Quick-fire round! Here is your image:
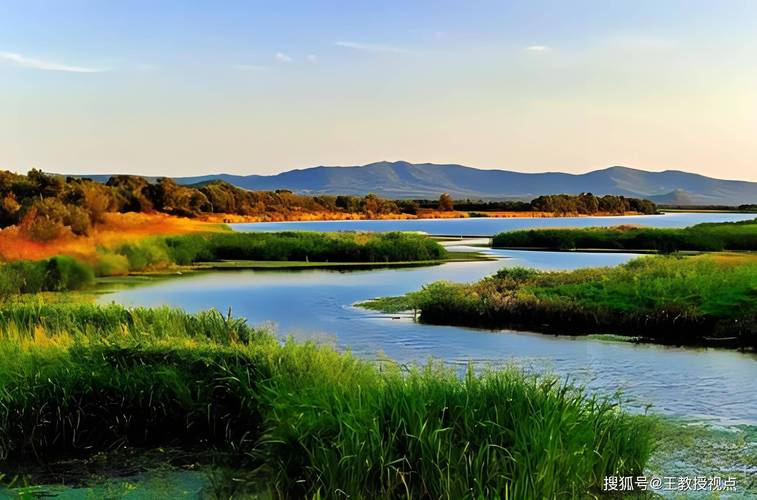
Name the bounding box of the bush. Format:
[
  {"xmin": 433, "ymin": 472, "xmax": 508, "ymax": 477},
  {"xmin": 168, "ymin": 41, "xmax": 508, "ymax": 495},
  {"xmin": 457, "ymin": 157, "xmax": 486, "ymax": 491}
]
[
  {"xmin": 94, "ymin": 252, "xmax": 130, "ymax": 276},
  {"xmin": 0, "ymin": 256, "xmax": 94, "ymax": 294}
]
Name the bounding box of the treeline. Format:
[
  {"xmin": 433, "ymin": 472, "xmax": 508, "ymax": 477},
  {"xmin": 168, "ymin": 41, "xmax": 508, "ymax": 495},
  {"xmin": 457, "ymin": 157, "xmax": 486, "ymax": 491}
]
[
  {"xmin": 659, "ymin": 204, "xmax": 757, "ymax": 212},
  {"xmin": 0, "ymin": 170, "xmax": 407, "ymax": 241},
  {"xmin": 492, "ymin": 218, "xmax": 757, "ymax": 252},
  {"xmin": 416, "ymin": 193, "xmax": 657, "ymax": 215},
  {"xmin": 0, "ymin": 170, "xmax": 657, "ymax": 242}
]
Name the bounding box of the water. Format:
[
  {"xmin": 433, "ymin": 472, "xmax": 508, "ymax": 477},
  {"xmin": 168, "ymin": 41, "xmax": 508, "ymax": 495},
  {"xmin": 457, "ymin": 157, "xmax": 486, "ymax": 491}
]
[
  {"xmin": 99, "ymin": 247, "xmax": 757, "ymax": 427},
  {"xmin": 29, "ymin": 214, "xmax": 757, "ymax": 496},
  {"xmin": 231, "ymin": 211, "xmax": 755, "ymax": 236}
]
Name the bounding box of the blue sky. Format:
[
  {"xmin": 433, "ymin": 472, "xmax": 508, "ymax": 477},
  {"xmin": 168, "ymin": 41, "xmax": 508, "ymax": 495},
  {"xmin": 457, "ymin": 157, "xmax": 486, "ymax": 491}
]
[{"xmin": 1, "ymin": 1, "xmax": 756, "ymax": 180}]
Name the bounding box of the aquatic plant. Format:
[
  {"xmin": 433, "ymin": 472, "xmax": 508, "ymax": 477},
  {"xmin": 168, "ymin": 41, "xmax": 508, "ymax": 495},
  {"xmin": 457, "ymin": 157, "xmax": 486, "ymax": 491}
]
[
  {"xmin": 0, "ymin": 303, "xmax": 653, "ymax": 498},
  {"xmin": 363, "ymin": 254, "xmax": 757, "ymax": 348},
  {"xmin": 492, "ymin": 218, "xmax": 757, "ymax": 252}
]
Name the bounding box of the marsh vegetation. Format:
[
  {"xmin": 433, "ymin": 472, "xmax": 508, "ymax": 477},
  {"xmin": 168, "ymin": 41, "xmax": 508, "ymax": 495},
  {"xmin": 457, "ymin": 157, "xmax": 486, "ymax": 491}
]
[
  {"xmin": 360, "ymin": 254, "xmax": 757, "ymax": 348},
  {"xmin": 0, "ymin": 302, "xmax": 653, "ymax": 498},
  {"xmin": 492, "ymin": 218, "xmax": 757, "ymax": 252}
]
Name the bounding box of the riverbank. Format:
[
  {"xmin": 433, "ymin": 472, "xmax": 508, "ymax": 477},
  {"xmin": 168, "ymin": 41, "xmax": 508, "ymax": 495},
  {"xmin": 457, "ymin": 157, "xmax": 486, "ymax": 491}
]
[
  {"xmin": 0, "ymin": 303, "xmax": 652, "ymax": 498},
  {"xmin": 359, "ymin": 253, "xmax": 757, "ymax": 349},
  {"xmin": 200, "ymin": 209, "xmax": 650, "ymax": 224},
  {"xmin": 492, "ymin": 217, "xmax": 757, "ymax": 252},
  {"xmin": 0, "ymin": 232, "xmax": 450, "ymax": 296}
]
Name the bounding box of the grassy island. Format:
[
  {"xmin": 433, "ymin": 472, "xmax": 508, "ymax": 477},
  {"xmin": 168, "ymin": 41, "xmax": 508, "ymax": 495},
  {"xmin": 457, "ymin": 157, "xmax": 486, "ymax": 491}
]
[
  {"xmin": 491, "ymin": 218, "xmax": 757, "ymax": 252},
  {"xmin": 0, "ymin": 231, "xmax": 448, "ymax": 295},
  {"xmin": 0, "ymin": 302, "xmax": 652, "ymax": 498},
  {"xmin": 360, "ymin": 254, "xmax": 757, "ymax": 348}
]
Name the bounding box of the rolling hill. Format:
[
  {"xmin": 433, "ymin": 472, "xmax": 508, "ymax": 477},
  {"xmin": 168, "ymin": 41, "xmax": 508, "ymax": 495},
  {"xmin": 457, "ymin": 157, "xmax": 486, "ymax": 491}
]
[{"xmin": 72, "ymin": 161, "xmax": 757, "ymax": 205}]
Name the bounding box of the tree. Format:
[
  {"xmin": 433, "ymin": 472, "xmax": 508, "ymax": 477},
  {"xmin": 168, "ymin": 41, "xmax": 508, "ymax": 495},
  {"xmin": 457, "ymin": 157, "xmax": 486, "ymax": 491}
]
[{"xmin": 438, "ymin": 193, "xmax": 454, "ymax": 211}]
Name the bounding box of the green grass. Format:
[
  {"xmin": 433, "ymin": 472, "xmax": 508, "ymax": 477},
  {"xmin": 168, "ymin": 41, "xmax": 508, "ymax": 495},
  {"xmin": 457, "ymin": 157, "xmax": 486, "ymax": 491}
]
[
  {"xmin": 361, "ymin": 254, "xmax": 757, "ymax": 348},
  {"xmin": 492, "ymin": 218, "xmax": 757, "ymax": 252},
  {"xmin": 0, "ymin": 302, "xmax": 653, "ymax": 498},
  {"xmin": 0, "ymin": 256, "xmax": 94, "ymax": 295},
  {"xmin": 98, "ymin": 231, "xmax": 448, "ymax": 274}
]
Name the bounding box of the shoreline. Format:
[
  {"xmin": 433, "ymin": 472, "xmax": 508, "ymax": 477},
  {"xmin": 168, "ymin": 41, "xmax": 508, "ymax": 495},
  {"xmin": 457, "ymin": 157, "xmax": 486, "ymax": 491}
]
[{"xmin": 200, "ymin": 210, "xmax": 653, "ymax": 224}]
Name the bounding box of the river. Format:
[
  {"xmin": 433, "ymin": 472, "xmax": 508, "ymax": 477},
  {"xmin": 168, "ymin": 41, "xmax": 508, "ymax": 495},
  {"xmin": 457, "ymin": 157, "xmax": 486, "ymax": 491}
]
[
  {"xmin": 80, "ymin": 212, "xmax": 757, "ymax": 497},
  {"xmin": 98, "ymin": 213, "xmax": 757, "ymax": 427}
]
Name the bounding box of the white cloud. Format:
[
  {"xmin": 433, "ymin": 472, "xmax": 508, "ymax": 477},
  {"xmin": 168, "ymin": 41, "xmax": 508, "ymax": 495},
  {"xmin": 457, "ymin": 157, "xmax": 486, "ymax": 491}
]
[
  {"xmin": 0, "ymin": 51, "xmax": 104, "ymax": 73},
  {"xmin": 334, "ymin": 41, "xmax": 408, "ymax": 54},
  {"xmin": 526, "ymin": 45, "xmax": 550, "ymax": 52},
  {"xmin": 275, "ymin": 52, "xmax": 292, "ymax": 62}
]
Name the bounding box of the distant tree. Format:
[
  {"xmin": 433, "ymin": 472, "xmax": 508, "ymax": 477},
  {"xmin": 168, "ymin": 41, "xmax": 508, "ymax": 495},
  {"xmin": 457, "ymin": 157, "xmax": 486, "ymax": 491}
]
[{"xmin": 438, "ymin": 193, "xmax": 454, "ymax": 211}]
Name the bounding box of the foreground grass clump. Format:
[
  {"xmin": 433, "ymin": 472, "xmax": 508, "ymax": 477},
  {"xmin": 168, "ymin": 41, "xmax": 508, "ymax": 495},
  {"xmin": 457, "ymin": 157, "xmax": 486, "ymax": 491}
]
[
  {"xmin": 362, "ymin": 254, "xmax": 757, "ymax": 348},
  {"xmin": 98, "ymin": 231, "xmax": 448, "ymax": 274},
  {"xmin": 0, "ymin": 303, "xmax": 651, "ymax": 498},
  {"xmin": 492, "ymin": 218, "xmax": 757, "ymax": 252}
]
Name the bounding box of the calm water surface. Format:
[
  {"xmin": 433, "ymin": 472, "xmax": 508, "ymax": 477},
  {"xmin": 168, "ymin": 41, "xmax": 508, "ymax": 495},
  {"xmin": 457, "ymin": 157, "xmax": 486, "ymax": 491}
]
[
  {"xmin": 231, "ymin": 211, "xmax": 755, "ymax": 236},
  {"xmin": 99, "ymin": 245, "xmax": 757, "ymax": 427}
]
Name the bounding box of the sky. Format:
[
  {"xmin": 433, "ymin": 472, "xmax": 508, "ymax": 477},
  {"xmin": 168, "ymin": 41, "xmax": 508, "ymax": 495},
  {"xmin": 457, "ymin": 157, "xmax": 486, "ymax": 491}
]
[{"xmin": 1, "ymin": 0, "xmax": 756, "ymax": 181}]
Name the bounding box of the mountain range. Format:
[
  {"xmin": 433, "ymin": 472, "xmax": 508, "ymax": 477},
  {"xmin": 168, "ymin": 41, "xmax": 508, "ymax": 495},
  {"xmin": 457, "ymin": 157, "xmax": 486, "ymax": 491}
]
[{"xmin": 77, "ymin": 161, "xmax": 757, "ymax": 205}]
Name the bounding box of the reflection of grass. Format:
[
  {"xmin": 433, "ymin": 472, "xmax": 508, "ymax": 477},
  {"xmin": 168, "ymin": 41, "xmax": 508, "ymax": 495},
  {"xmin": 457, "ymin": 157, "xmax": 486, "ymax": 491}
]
[{"xmin": 0, "ymin": 303, "xmax": 653, "ymax": 498}]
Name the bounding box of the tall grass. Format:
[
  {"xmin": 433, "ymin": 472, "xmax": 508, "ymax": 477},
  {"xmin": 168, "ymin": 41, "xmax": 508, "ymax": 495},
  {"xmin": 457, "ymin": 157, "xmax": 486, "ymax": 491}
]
[
  {"xmin": 367, "ymin": 254, "xmax": 757, "ymax": 347},
  {"xmin": 0, "ymin": 302, "xmax": 653, "ymax": 497},
  {"xmin": 492, "ymin": 218, "xmax": 757, "ymax": 252},
  {"xmin": 0, "ymin": 256, "xmax": 94, "ymax": 295},
  {"xmin": 98, "ymin": 231, "xmax": 448, "ymax": 274}
]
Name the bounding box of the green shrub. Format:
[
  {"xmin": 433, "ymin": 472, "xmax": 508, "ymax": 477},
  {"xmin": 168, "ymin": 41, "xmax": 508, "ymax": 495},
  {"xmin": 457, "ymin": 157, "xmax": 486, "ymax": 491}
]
[
  {"xmin": 94, "ymin": 252, "xmax": 131, "ymax": 276},
  {"xmin": 0, "ymin": 256, "xmax": 94, "ymax": 294}
]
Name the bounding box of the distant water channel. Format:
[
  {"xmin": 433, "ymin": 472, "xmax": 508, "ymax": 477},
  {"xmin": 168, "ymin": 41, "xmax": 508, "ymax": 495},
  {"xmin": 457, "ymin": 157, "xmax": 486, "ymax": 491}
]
[{"xmin": 231, "ymin": 211, "xmax": 756, "ymax": 236}]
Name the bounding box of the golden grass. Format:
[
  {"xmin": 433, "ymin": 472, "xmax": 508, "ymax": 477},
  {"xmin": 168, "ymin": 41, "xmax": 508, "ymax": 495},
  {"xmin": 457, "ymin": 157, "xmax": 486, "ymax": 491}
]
[{"xmin": 0, "ymin": 212, "xmax": 224, "ymax": 262}]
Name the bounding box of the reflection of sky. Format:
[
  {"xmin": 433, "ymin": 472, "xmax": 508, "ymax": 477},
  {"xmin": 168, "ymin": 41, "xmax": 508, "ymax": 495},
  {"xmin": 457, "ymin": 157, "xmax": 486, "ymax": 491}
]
[
  {"xmin": 233, "ymin": 212, "xmax": 756, "ymax": 237},
  {"xmin": 100, "ymin": 250, "xmax": 757, "ymax": 426}
]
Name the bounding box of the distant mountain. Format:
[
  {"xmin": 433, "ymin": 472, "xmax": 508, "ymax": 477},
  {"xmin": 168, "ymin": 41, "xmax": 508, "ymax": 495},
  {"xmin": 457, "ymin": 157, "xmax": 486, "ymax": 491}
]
[{"xmin": 71, "ymin": 161, "xmax": 757, "ymax": 205}]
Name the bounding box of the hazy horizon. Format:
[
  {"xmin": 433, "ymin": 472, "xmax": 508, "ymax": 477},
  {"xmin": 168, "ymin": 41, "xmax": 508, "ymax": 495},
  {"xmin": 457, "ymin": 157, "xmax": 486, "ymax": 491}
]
[{"xmin": 2, "ymin": 1, "xmax": 756, "ymax": 181}]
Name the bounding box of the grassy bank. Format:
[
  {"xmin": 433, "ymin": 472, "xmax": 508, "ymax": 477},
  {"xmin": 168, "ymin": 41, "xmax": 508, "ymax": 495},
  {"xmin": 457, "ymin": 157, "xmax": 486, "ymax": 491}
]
[
  {"xmin": 491, "ymin": 217, "xmax": 757, "ymax": 252},
  {"xmin": 360, "ymin": 254, "xmax": 757, "ymax": 348},
  {"xmin": 0, "ymin": 302, "xmax": 652, "ymax": 498},
  {"xmin": 98, "ymin": 231, "xmax": 448, "ymax": 275},
  {"xmin": 0, "ymin": 232, "xmax": 448, "ymax": 295}
]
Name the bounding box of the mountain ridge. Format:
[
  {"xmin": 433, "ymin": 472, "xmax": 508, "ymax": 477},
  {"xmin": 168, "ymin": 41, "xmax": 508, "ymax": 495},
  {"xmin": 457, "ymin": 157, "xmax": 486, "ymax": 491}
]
[{"xmin": 65, "ymin": 161, "xmax": 757, "ymax": 205}]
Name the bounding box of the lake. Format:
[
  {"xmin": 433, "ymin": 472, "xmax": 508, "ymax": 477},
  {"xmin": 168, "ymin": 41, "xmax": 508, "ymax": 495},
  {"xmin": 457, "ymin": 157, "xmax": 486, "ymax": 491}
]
[{"xmin": 231, "ymin": 211, "xmax": 756, "ymax": 236}]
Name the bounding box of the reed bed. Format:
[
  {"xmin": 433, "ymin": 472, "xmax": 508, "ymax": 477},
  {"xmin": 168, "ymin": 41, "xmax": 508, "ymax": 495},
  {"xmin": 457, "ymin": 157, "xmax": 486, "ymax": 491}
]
[
  {"xmin": 492, "ymin": 217, "xmax": 757, "ymax": 252},
  {"xmin": 362, "ymin": 254, "xmax": 757, "ymax": 348},
  {"xmin": 0, "ymin": 302, "xmax": 652, "ymax": 498}
]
